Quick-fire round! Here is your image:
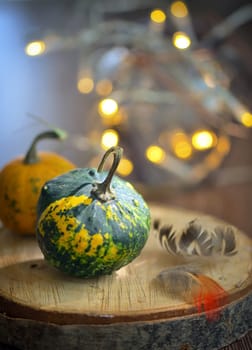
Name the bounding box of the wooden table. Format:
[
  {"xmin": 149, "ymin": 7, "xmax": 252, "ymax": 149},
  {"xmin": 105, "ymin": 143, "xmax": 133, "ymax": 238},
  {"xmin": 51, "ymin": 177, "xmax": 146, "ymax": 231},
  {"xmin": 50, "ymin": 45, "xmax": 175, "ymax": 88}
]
[{"xmin": 0, "ymin": 202, "xmax": 251, "ymax": 350}]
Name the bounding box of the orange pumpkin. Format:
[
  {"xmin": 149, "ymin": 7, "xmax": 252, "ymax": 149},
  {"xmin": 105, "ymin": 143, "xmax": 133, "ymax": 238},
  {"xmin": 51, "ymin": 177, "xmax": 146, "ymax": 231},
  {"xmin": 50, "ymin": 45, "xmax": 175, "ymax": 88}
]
[{"xmin": 0, "ymin": 129, "xmax": 75, "ymax": 235}]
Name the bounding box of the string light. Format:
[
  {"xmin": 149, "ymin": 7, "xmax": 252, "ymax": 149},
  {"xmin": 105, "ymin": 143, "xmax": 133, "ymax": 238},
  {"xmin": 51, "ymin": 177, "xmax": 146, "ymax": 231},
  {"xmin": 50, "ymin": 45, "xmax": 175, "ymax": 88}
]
[
  {"xmin": 241, "ymin": 112, "xmax": 252, "ymax": 127},
  {"xmin": 24, "ymin": 11, "xmax": 247, "ymax": 188},
  {"xmin": 95, "ymin": 79, "xmax": 113, "ymax": 96},
  {"xmin": 170, "ymin": 1, "xmax": 188, "ymax": 18},
  {"xmin": 174, "ymin": 140, "xmax": 192, "ymax": 159},
  {"xmin": 77, "ymin": 77, "xmax": 94, "ymax": 94},
  {"xmin": 25, "ymin": 41, "xmax": 46, "ymax": 56},
  {"xmin": 192, "ymin": 130, "xmax": 216, "ymax": 151},
  {"xmin": 145, "ymin": 145, "xmax": 166, "ymax": 164},
  {"xmin": 172, "ymin": 32, "xmax": 191, "ymax": 49},
  {"xmin": 98, "ymin": 98, "xmax": 118, "ymax": 118},
  {"xmin": 117, "ymin": 158, "xmax": 134, "ymax": 176},
  {"xmin": 170, "ymin": 130, "xmax": 188, "ymax": 147},
  {"xmin": 169, "ymin": 130, "xmax": 192, "ymax": 159},
  {"xmin": 150, "ymin": 9, "xmax": 166, "ymax": 23},
  {"xmin": 101, "ymin": 129, "xmax": 119, "ymax": 149}
]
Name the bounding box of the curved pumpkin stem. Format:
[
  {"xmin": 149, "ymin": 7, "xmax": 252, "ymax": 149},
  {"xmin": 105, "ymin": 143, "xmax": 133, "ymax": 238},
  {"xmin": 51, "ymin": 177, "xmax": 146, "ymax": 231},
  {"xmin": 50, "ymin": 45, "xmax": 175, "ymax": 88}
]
[
  {"xmin": 23, "ymin": 129, "xmax": 67, "ymax": 164},
  {"xmin": 93, "ymin": 146, "xmax": 123, "ymax": 202}
]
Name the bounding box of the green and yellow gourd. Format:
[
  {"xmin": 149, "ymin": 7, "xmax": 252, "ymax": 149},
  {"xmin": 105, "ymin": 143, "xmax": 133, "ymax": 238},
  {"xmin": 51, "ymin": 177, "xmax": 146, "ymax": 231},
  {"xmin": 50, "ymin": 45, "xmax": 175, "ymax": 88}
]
[{"xmin": 37, "ymin": 147, "xmax": 151, "ymax": 277}]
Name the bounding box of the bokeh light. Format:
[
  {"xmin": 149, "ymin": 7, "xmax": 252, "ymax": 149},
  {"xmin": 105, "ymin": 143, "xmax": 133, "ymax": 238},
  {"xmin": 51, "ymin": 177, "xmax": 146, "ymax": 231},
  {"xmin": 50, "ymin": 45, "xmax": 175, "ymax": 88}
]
[
  {"xmin": 96, "ymin": 79, "xmax": 113, "ymax": 96},
  {"xmin": 174, "ymin": 140, "xmax": 192, "ymax": 159},
  {"xmin": 98, "ymin": 98, "xmax": 119, "ymax": 118},
  {"xmin": 170, "ymin": 1, "xmax": 188, "ymax": 18},
  {"xmin": 170, "ymin": 130, "xmax": 188, "ymax": 147},
  {"xmin": 101, "ymin": 129, "xmax": 119, "ymax": 149},
  {"xmin": 192, "ymin": 130, "xmax": 216, "ymax": 151},
  {"xmin": 170, "ymin": 130, "xmax": 192, "ymax": 159},
  {"xmin": 77, "ymin": 77, "xmax": 94, "ymax": 94},
  {"xmin": 117, "ymin": 158, "xmax": 134, "ymax": 176},
  {"xmin": 172, "ymin": 32, "xmax": 191, "ymax": 49},
  {"xmin": 241, "ymin": 112, "xmax": 252, "ymax": 127},
  {"xmin": 146, "ymin": 145, "xmax": 166, "ymax": 164},
  {"xmin": 25, "ymin": 41, "xmax": 46, "ymax": 56},
  {"xmin": 150, "ymin": 9, "xmax": 167, "ymax": 24}
]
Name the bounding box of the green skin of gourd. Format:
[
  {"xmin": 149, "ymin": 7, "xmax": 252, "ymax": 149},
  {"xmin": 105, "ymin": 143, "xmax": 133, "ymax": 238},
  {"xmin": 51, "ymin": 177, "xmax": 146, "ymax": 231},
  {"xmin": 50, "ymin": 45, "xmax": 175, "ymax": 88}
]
[{"xmin": 36, "ymin": 159, "xmax": 151, "ymax": 278}]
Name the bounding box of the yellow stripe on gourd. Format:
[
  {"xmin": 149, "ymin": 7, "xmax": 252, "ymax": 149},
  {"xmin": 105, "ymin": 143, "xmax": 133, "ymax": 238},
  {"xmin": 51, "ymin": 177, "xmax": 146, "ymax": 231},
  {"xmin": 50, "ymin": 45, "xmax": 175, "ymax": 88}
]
[
  {"xmin": 103, "ymin": 244, "xmax": 118, "ymax": 261},
  {"xmin": 105, "ymin": 204, "xmax": 120, "ymax": 222},
  {"xmin": 57, "ymin": 216, "xmax": 78, "ymax": 249},
  {"xmin": 86, "ymin": 233, "xmax": 104, "ymax": 256},
  {"xmin": 38, "ymin": 194, "xmax": 93, "ymax": 240},
  {"xmin": 73, "ymin": 229, "xmax": 90, "ymax": 253},
  {"xmin": 108, "ymin": 245, "xmax": 118, "ymax": 258}
]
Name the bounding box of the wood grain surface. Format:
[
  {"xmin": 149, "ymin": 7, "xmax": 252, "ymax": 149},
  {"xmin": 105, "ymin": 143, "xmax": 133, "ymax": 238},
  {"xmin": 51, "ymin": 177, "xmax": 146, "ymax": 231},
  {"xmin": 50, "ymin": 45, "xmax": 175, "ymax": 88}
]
[{"xmin": 0, "ymin": 204, "xmax": 251, "ymax": 350}]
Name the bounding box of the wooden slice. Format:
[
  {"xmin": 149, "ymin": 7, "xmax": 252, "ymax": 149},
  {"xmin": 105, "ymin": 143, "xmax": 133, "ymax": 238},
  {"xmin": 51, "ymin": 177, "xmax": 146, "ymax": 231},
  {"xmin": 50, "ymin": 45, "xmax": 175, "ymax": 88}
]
[{"xmin": 0, "ymin": 204, "xmax": 251, "ymax": 350}]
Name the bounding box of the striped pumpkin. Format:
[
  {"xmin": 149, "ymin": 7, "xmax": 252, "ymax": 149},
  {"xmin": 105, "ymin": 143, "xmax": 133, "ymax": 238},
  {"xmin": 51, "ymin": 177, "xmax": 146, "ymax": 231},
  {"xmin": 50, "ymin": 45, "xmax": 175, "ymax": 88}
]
[{"xmin": 36, "ymin": 147, "xmax": 151, "ymax": 278}]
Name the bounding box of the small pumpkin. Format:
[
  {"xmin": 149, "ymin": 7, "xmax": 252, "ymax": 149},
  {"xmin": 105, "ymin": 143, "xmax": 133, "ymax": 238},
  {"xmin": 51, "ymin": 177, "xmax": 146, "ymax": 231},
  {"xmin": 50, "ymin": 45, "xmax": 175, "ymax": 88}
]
[
  {"xmin": 0, "ymin": 129, "xmax": 75, "ymax": 235},
  {"xmin": 36, "ymin": 146, "xmax": 151, "ymax": 278}
]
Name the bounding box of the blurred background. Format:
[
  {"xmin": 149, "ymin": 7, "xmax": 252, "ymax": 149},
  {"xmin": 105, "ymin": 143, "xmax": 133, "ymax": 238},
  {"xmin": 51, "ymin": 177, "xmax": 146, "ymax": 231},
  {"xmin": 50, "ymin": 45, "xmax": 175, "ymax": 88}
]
[{"xmin": 1, "ymin": 0, "xmax": 252, "ymax": 233}]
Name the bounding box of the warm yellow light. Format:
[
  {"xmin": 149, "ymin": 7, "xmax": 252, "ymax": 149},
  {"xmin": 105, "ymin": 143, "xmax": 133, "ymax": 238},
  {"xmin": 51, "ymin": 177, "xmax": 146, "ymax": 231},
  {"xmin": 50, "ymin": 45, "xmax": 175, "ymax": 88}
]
[
  {"xmin": 77, "ymin": 77, "xmax": 94, "ymax": 94},
  {"xmin": 216, "ymin": 136, "xmax": 231, "ymax": 155},
  {"xmin": 101, "ymin": 129, "xmax": 119, "ymax": 150},
  {"xmin": 170, "ymin": 130, "xmax": 188, "ymax": 147},
  {"xmin": 192, "ymin": 130, "xmax": 216, "ymax": 151},
  {"xmin": 170, "ymin": 1, "xmax": 188, "ymax": 18},
  {"xmin": 117, "ymin": 158, "xmax": 134, "ymax": 176},
  {"xmin": 98, "ymin": 98, "xmax": 119, "ymax": 118},
  {"xmin": 146, "ymin": 145, "xmax": 166, "ymax": 164},
  {"xmin": 25, "ymin": 41, "xmax": 46, "ymax": 56},
  {"xmin": 241, "ymin": 112, "xmax": 252, "ymax": 127},
  {"xmin": 170, "ymin": 130, "xmax": 192, "ymax": 159},
  {"xmin": 96, "ymin": 80, "xmax": 113, "ymax": 96},
  {"xmin": 174, "ymin": 141, "xmax": 192, "ymax": 159},
  {"xmin": 150, "ymin": 9, "xmax": 167, "ymax": 23},
  {"xmin": 172, "ymin": 32, "xmax": 191, "ymax": 49}
]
